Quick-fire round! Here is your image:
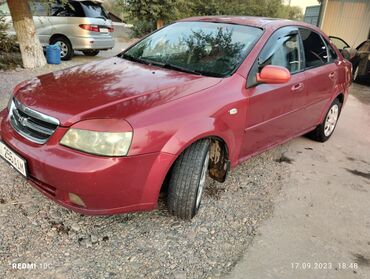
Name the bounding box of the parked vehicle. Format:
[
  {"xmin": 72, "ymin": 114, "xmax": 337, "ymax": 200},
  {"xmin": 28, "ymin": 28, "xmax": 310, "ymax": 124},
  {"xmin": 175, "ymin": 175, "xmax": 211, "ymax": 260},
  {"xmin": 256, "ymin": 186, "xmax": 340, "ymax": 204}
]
[
  {"xmin": 0, "ymin": 0, "xmax": 114, "ymax": 60},
  {"xmin": 0, "ymin": 17, "xmax": 352, "ymax": 219},
  {"xmin": 329, "ymin": 36, "xmax": 370, "ymax": 81}
]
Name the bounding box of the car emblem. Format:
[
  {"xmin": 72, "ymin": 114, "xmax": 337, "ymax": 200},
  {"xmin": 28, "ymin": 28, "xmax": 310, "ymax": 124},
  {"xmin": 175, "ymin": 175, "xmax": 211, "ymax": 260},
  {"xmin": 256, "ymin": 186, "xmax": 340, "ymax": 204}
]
[{"xmin": 19, "ymin": 116, "xmax": 28, "ymax": 127}]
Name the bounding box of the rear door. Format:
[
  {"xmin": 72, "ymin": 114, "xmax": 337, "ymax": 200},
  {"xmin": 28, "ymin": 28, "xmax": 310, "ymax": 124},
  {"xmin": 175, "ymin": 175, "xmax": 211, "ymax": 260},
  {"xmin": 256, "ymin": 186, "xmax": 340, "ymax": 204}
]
[
  {"xmin": 296, "ymin": 28, "xmax": 338, "ymax": 129},
  {"xmin": 241, "ymin": 26, "xmax": 306, "ymax": 159}
]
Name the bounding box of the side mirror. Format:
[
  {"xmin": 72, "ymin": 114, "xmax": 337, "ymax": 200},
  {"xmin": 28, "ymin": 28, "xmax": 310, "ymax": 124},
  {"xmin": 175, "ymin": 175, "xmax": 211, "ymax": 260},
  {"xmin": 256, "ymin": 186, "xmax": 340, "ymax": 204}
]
[{"xmin": 256, "ymin": 65, "xmax": 291, "ymax": 84}]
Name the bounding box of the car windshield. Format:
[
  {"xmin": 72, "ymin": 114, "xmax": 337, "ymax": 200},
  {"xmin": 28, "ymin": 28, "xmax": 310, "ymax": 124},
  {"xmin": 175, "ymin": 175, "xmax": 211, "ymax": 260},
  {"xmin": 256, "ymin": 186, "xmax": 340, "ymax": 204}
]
[
  {"xmin": 120, "ymin": 22, "xmax": 263, "ymax": 77},
  {"xmin": 80, "ymin": 1, "xmax": 108, "ymax": 19}
]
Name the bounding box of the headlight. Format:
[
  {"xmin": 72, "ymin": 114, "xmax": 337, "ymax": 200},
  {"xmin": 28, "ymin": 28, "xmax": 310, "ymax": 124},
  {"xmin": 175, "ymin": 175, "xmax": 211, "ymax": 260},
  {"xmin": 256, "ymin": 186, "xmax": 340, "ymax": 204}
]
[{"xmin": 60, "ymin": 129, "xmax": 133, "ymax": 156}]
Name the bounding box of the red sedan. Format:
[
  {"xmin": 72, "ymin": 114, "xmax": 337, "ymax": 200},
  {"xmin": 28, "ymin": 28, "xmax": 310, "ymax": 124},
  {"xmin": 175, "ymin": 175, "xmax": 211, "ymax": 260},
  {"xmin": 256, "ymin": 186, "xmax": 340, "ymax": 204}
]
[{"xmin": 0, "ymin": 17, "xmax": 352, "ymax": 219}]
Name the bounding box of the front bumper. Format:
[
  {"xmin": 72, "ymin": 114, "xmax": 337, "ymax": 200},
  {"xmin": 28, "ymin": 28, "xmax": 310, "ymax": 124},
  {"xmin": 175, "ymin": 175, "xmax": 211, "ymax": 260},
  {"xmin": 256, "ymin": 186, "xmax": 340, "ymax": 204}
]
[{"xmin": 0, "ymin": 109, "xmax": 174, "ymax": 215}]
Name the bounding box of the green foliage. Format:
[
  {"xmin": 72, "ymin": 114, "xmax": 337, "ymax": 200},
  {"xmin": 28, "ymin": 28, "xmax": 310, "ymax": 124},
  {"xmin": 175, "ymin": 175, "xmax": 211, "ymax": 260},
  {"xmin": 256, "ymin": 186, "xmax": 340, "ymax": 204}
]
[
  {"xmin": 126, "ymin": 0, "xmax": 177, "ymax": 22},
  {"xmin": 103, "ymin": 0, "xmax": 305, "ymax": 37}
]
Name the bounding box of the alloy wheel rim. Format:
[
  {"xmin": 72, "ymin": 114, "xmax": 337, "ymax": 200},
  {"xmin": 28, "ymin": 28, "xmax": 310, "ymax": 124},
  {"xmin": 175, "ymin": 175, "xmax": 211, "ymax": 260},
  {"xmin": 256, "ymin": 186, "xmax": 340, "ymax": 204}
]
[
  {"xmin": 196, "ymin": 151, "xmax": 210, "ymax": 209},
  {"xmin": 56, "ymin": 41, "xmax": 68, "ymax": 58},
  {"xmin": 324, "ymin": 104, "xmax": 339, "ymax": 136}
]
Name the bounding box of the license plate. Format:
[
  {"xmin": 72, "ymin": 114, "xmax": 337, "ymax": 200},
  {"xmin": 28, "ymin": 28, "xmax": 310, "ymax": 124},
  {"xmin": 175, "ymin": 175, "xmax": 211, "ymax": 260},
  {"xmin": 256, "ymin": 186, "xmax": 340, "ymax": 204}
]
[
  {"xmin": 0, "ymin": 141, "xmax": 27, "ymax": 177},
  {"xmin": 100, "ymin": 28, "xmax": 108, "ymax": 33}
]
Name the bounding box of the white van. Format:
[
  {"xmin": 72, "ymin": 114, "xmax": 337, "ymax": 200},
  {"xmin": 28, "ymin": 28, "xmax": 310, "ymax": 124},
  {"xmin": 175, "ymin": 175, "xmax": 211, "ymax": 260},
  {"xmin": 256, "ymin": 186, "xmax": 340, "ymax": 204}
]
[{"xmin": 0, "ymin": 0, "xmax": 115, "ymax": 60}]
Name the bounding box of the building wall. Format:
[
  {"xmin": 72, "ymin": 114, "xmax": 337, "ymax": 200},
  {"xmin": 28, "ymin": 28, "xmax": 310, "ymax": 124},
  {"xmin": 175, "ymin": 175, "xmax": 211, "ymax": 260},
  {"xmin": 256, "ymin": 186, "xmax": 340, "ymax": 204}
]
[{"xmin": 320, "ymin": 0, "xmax": 370, "ymax": 47}]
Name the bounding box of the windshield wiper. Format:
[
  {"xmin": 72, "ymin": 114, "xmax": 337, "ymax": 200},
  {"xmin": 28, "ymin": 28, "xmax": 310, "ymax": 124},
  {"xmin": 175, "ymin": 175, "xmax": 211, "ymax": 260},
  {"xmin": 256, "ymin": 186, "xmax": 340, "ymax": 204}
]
[
  {"xmin": 120, "ymin": 55, "xmax": 223, "ymax": 77},
  {"xmin": 145, "ymin": 60, "xmax": 204, "ymax": 76},
  {"xmin": 120, "ymin": 53, "xmax": 151, "ymax": 65},
  {"xmin": 152, "ymin": 61, "xmax": 224, "ymax": 77}
]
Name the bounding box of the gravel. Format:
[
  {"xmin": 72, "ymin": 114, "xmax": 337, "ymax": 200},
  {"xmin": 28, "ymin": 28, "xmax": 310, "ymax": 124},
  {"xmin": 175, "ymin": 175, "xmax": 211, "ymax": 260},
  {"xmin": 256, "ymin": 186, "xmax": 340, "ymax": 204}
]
[{"xmin": 0, "ymin": 58, "xmax": 289, "ymax": 279}]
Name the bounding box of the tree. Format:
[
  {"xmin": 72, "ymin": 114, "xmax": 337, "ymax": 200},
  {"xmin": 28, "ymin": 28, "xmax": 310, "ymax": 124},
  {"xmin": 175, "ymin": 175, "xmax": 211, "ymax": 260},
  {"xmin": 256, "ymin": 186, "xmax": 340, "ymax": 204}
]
[
  {"xmin": 7, "ymin": 0, "xmax": 46, "ymax": 69},
  {"xmin": 126, "ymin": 0, "xmax": 177, "ymax": 30}
]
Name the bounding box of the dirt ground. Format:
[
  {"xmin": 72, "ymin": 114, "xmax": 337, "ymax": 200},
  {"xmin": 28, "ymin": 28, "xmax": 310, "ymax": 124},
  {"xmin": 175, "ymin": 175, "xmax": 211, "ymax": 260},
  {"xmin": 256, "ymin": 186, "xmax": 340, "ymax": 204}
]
[{"xmin": 228, "ymin": 83, "xmax": 370, "ymax": 279}]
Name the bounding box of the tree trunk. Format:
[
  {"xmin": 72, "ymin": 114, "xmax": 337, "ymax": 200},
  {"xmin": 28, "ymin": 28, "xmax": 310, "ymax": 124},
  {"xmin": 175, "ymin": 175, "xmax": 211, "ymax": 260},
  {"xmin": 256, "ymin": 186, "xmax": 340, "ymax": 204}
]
[
  {"xmin": 7, "ymin": 0, "xmax": 46, "ymax": 69},
  {"xmin": 156, "ymin": 19, "xmax": 164, "ymax": 29}
]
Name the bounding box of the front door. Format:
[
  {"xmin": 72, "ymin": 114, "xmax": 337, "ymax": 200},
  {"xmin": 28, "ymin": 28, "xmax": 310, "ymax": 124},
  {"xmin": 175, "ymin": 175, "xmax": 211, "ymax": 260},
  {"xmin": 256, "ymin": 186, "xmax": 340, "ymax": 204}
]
[{"xmin": 241, "ymin": 26, "xmax": 306, "ymax": 159}]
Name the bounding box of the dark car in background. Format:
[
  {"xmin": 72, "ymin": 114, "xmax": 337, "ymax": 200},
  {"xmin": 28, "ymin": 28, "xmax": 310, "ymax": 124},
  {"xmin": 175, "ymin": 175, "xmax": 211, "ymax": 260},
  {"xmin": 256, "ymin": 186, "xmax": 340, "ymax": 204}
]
[{"xmin": 330, "ymin": 36, "xmax": 370, "ymax": 81}]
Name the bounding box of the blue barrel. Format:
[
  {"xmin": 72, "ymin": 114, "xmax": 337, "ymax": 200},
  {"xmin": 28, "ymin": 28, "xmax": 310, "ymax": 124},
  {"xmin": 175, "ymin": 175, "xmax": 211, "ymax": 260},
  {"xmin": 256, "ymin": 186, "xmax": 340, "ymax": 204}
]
[{"xmin": 46, "ymin": 44, "xmax": 61, "ymax": 65}]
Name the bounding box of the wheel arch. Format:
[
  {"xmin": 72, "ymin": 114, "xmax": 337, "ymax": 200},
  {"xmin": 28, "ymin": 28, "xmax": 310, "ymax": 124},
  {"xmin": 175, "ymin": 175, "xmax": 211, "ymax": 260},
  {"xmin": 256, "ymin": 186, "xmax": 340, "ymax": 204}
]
[{"xmin": 49, "ymin": 34, "xmax": 73, "ymax": 47}]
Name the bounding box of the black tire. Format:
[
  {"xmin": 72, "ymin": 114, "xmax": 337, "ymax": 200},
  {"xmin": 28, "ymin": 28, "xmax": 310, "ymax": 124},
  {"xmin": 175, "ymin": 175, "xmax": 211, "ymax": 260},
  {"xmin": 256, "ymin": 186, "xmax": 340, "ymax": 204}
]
[
  {"xmin": 167, "ymin": 139, "xmax": 210, "ymax": 219},
  {"xmin": 50, "ymin": 36, "xmax": 73, "ymax": 61},
  {"xmin": 307, "ymin": 98, "xmax": 342, "ymax": 142},
  {"xmin": 82, "ymin": 50, "xmax": 100, "ymax": 56}
]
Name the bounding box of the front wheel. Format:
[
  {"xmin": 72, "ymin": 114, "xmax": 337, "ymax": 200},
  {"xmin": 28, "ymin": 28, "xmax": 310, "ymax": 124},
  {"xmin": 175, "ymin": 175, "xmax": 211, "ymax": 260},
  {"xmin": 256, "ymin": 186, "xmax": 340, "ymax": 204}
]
[
  {"xmin": 307, "ymin": 99, "xmax": 342, "ymax": 142},
  {"xmin": 167, "ymin": 139, "xmax": 210, "ymax": 219}
]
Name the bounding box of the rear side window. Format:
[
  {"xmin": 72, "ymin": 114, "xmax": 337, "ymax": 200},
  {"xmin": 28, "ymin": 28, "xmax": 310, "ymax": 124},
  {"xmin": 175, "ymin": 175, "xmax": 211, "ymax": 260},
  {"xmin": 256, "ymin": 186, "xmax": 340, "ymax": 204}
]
[
  {"xmin": 80, "ymin": 1, "xmax": 108, "ymax": 19},
  {"xmin": 52, "ymin": 2, "xmax": 84, "ymax": 17},
  {"xmin": 30, "ymin": 1, "xmax": 49, "ymax": 16},
  {"xmin": 326, "ymin": 41, "xmax": 338, "ymax": 61},
  {"xmin": 299, "ymin": 28, "xmax": 328, "ymax": 68}
]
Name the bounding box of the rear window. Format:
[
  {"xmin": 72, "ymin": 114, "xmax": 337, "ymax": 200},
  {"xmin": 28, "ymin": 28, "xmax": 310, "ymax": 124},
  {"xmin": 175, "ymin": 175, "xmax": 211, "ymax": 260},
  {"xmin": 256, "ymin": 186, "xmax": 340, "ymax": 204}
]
[{"xmin": 80, "ymin": 1, "xmax": 108, "ymax": 19}]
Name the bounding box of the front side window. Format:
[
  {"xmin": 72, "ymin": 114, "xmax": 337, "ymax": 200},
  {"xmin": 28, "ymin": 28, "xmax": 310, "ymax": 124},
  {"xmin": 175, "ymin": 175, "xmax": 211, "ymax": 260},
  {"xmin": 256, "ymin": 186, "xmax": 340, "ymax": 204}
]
[
  {"xmin": 121, "ymin": 22, "xmax": 263, "ymax": 77},
  {"xmin": 299, "ymin": 28, "xmax": 328, "ymax": 68},
  {"xmin": 247, "ymin": 26, "xmax": 303, "ymax": 87},
  {"xmin": 258, "ymin": 28, "xmax": 302, "ymax": 73}
]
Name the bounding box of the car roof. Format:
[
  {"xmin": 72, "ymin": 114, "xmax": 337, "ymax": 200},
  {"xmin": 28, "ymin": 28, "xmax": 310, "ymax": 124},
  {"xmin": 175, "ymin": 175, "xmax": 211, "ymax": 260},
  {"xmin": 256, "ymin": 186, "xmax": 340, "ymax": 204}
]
[{"xmin": 179, "ymin": 16, "xmax": 320, "ymax": 30}]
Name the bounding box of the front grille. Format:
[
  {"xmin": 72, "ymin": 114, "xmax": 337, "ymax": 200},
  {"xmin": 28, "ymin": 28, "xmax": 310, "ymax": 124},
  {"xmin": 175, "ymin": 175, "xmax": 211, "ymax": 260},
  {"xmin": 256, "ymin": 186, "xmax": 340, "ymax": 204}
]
[{"xmin": 8, "ymin": 98, "xmax": 60, "ymax": 144}]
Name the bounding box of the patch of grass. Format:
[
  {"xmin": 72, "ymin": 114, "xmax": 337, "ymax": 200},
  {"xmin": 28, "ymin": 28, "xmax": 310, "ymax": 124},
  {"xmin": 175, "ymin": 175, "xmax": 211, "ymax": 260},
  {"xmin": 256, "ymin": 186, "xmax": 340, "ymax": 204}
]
[{"xmin": 0, "ymin": 15, "xmax": 22, "ymax": 70}]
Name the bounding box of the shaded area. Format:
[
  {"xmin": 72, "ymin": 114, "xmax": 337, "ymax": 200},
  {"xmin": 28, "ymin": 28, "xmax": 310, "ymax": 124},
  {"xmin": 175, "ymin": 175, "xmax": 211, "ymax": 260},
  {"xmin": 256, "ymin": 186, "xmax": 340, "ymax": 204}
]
[
  {"xmin": 275, "ymin": 154, "xmax": 294, "ymax": 164},
  {"xmin": 350, "ymin": 82, "xmax": 370, "ymax": 105},
  {"xmin": 346, "ymin": 168, "xmax": 370, "ymax": 180},
  {"xmin": 353, "ymin": 253, "xmax": 370, "ymax": 267}
]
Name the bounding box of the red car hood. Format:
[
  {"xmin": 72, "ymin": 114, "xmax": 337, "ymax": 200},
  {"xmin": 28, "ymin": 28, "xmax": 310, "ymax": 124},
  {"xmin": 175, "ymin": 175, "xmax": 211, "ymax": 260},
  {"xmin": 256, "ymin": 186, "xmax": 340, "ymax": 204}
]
[{"xmin": 14, "ymin": 57, "xmax": 221, "ymax": 126}]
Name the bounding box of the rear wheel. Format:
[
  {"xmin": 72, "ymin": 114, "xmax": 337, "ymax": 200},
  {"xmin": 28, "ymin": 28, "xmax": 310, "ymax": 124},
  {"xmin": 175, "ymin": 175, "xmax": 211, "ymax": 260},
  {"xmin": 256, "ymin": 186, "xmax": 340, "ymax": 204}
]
[
  {"xmin": 307, "ymin": 98, "xmax": 342, "ymax": 142},
  {"xmin": 167, "ymin": 139, "xmax": 210, "ymax": 219},
  {"xmin": 82, "ymin": 50, "xmax": 100, "ymax": 56},
  {"xmin": 50, "ymin": 36, "xmax": 73, "ymax": 61}
]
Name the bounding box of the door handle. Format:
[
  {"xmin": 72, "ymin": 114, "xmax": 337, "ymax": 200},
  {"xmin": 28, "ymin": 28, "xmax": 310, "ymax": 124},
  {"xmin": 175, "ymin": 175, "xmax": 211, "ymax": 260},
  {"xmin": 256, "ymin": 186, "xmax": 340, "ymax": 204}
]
[
  {"xmin": 329, "ymin": 72, "xmax": 335, "ymax": 79},
  {"xmin": 291, "ymin": 83, "xmax": 304, "ymax": 92}
]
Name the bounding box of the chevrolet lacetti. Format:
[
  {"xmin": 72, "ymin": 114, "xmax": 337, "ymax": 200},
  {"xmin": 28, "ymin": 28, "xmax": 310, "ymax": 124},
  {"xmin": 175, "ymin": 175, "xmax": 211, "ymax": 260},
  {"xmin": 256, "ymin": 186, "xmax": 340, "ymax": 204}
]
[{"xmin": 0, "ymin": 17, "xmax": 352, "ymax": 219}]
